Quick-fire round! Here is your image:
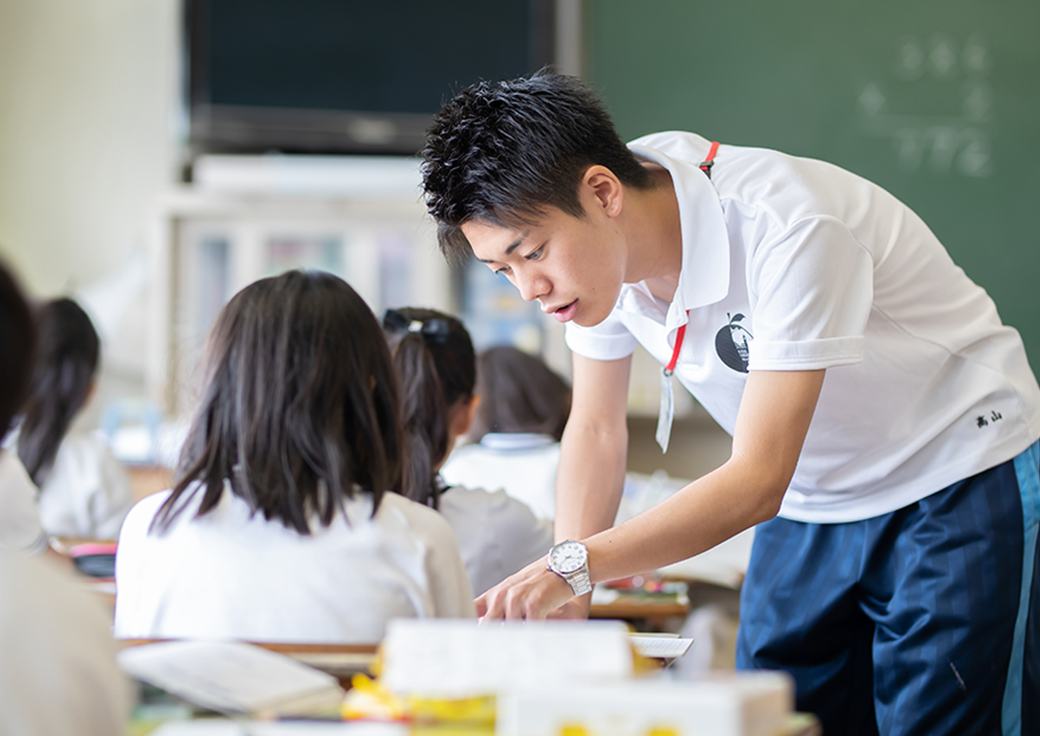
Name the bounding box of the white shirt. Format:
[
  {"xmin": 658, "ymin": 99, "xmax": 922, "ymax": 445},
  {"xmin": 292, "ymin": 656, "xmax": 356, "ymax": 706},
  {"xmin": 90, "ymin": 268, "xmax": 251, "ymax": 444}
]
[
  {"xmin": 34, "ymin": 431, "xmax": 135, "ymax": 540},
  {"xmin": 0, "ymin": 551, "xmax": 132, "ymax": 734},
  {"xmin": 438, "ymin": 483, "xmax": 555, "ymax": 595},
  {"xmin": 441, "ymin": 433, "xmax": 560, "ymax": 520},
  {"xmin": 0, "ymin": 450, "xmax": 48, "ymax": 555},
  {"xmin": 566, "ymin": 131, "xmax": 1040, "ymax": 523},
  {"xmin": 115, "ymin": 486, "xmax": 476, "ymax": 643}
]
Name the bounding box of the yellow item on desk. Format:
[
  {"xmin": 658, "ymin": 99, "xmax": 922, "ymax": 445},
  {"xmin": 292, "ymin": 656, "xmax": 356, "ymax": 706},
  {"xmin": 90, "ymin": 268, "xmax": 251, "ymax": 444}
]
[{"xmin": 343, "ymin": 673, "xmax": 495, "ymax": 728}]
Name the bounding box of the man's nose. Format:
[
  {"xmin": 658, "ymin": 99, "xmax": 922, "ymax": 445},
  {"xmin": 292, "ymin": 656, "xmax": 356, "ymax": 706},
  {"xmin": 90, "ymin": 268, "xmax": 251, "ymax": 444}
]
[{"xmin": 515, "ymin": 269, "xmax": 549, "ymax": 302}]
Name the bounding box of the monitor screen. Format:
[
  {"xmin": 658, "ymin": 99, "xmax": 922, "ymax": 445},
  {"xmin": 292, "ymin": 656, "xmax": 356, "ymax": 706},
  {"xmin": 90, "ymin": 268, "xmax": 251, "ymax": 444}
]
[{"xmin": 185, "ymin": 0, "xmax": 556, "ymax": 158}]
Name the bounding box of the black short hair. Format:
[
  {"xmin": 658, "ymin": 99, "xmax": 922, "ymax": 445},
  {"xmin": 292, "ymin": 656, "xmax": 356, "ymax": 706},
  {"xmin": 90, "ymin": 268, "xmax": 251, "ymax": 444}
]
[
  {"xmin": 0, "ymin": 261, "xmax": 36, "ymax": 438},
  {"xmin": 421, "ymin": 71, "xmax": 653, "ymax": 263},
  {"xmin": 469, "ymin": 346, "xmax": 571, "ymax": 442},
  {"xmin": 382, "ymin": 307, "xmax": 475, "ymax": 510},
  {"xmin": 154, "ymin": 270, "xmax": 405, "ymax": 535},
  {"xmin": 17, "ymin": 298, "xmax": 100, "ymax": 485}
]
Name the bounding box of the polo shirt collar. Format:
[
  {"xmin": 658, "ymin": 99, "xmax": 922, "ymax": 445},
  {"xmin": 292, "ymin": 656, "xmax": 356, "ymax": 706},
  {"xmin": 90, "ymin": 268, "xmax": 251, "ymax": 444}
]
[{"xmin": 628, "ymin": 142, "xmax": 731, "ymax": 329}]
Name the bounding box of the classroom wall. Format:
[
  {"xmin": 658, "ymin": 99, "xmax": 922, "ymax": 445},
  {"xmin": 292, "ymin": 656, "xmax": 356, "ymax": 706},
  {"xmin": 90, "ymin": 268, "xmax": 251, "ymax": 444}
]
[
  {"xmin": 584, "ymin": 0, "xmax": 1040, "ymax": 374},
  {"xmin": 0, "ymin": 0, "xmax": 178, "ymax": 298}
]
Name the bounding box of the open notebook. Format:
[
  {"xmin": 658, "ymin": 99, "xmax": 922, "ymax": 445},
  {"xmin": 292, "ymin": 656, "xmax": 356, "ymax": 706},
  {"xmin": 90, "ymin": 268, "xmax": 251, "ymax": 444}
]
[{"xmin": 118, "ymin": 640, "xmax": 346, "ymax": 718}]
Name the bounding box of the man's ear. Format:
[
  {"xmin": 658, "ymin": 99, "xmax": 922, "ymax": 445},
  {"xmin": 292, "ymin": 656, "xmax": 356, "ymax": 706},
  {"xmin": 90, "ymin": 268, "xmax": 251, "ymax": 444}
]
[{"xmin": 582, "ymin": 165, "xmax": 624, "ymax": 218}]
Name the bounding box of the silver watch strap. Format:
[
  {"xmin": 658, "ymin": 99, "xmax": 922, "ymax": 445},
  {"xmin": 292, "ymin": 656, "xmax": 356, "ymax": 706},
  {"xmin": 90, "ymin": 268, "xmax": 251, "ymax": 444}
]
[{"xmin": 565, "ymin": 568, "xmax": 592, "ymax": 596}]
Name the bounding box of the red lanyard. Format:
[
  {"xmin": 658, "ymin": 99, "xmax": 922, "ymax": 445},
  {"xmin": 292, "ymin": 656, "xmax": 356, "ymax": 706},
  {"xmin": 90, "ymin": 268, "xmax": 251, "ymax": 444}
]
[
  {"xmin": 664, "ymin": 142, "xmax": 719, "ymax": 376},
  {"xmin": 664, "ymin": 314, "xmax": 689, "ymax": 376},
  {"xmin": 700, "ymin": 140, "xmax": 720, "ymax": 178}
]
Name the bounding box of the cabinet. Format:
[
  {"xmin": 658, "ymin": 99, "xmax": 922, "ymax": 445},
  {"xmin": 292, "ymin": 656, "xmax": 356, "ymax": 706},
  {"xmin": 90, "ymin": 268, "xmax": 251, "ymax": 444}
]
[{"xmin": 147, "ymin": 165, "xmax": 452, "ymax": 416}]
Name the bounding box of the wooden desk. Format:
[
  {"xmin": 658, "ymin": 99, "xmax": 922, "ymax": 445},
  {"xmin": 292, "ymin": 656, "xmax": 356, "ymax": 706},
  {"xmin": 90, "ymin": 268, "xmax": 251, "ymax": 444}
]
[
  {"xmin": 589, "ymin": 598, "xmax": 692, "ymax": 620},
  {"xmin": 589, "ymin": 580, "xmax": 692, "ymax": 630},
  {"xmin": 126, "ymin": 464, "xmax": 174, "ymax": 501}
]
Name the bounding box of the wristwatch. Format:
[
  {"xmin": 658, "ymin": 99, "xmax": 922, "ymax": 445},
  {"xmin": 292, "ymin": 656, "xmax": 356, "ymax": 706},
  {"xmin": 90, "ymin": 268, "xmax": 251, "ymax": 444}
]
[{"xmin": 546, "ymin": 539, "xmax": 592, "ymax": 596}]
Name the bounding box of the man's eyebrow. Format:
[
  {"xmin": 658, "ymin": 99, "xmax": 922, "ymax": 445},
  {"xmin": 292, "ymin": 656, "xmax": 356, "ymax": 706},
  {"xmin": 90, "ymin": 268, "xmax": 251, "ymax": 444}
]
[{"xmin": 476, "ymin": 231, "xmax": 529, "ymax": 263}]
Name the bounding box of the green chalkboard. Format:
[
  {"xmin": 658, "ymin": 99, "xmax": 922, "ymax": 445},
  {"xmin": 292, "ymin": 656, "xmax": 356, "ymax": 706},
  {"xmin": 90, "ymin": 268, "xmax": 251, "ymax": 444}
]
[{"xmin": 587, "ymin": 0, "xmax": 1040, "ymax": 374}]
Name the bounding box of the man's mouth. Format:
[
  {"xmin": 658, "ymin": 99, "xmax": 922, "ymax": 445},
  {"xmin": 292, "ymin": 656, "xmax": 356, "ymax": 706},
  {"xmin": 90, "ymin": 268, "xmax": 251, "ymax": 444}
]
[{"xmin": 548, "ymin": 300, "xmax": 578, "ymax": 323}]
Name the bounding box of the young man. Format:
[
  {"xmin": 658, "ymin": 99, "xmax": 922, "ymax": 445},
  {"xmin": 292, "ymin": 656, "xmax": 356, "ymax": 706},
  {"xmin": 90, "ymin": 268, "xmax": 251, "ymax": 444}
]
[{"xmin": 420, "ymin": 72, "xmax": 1039, "ymax": 736}]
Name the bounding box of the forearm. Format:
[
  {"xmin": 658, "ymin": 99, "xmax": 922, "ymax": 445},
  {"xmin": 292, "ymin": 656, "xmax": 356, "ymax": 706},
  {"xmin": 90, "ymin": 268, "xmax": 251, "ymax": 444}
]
[
  {"xmin": 554, "ymin": 417, "xmax": 628, "ymax": 543},
  {"xmin": 583, "ymin": 454, "xmax": 782, "ymax": 583},
  {"xmin": 476, "ymin": 369, "xmax": 824, "ymax": 621},
  {"xmin": 583, "ymin": 369, "xmax": 825, "ymax": 583}
]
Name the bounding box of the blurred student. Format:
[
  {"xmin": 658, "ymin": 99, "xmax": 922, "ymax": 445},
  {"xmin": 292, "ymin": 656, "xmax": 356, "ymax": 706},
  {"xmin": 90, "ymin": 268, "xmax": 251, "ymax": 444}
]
[
  {"xmin": 0, "ymin": 259, "xmax": 131, "ymax": 734},
  {"xmin": 383, "ymin": 309, "xmax": 554, "ymax": 595},
  {"xmin": 440, "ymin": 345, "xmax": 570, "ymax": 522},
  {"xmin": 9, "ymin": 298, "xmax": 134, "ymax": 540},
  {"xmin": 0, "ymin": 262, "xmax": 49, "ymax": 556},
  {"xmin": 115, "ymin": 271, "xmax": 474, "ymax": 643}
]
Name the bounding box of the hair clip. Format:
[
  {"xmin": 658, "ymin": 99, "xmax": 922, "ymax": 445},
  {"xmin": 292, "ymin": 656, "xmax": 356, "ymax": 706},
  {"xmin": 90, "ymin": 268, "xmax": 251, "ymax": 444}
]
[
  {"xmin": 383, "ymin": 309, "xmax": 452, "ymax": 345},
  {"xmin": 382, "ymin": 309, "xmax": 411, "ymax": 332}
]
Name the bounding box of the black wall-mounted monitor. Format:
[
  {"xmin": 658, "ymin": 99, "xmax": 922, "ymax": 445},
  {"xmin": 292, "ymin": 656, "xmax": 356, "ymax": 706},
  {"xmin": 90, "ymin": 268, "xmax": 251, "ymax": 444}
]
[{"xmin": 183, "ymin": 0, "xmax": 557, "ymax": 164}]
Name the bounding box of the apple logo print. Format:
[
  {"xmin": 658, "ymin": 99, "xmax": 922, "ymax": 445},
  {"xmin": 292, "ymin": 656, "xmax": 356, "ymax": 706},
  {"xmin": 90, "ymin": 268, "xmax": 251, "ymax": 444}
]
[{"xmin": 715, "ymin": 313, "xmax": 752, "ymax": 373}]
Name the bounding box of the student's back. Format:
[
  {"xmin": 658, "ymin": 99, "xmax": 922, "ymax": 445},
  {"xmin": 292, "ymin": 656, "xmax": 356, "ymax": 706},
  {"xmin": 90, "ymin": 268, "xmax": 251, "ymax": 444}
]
[
  {"xmin": 115, "ymin": 271, "xmax": 474, "ymax": 644},
  {"xmin": 116, "ymin": 485, "xmax": 470, "ymax": 642},
  {"xmin": 11, "ymin": 298, "xmax": 134, "ymax": 539},
  {"xmin": 383, "ymin": 310, "xmax": 553, "ymax": 596},
  {"xmin": 441, "ymin": 346, "xmax": 571, "ymax": 521}
]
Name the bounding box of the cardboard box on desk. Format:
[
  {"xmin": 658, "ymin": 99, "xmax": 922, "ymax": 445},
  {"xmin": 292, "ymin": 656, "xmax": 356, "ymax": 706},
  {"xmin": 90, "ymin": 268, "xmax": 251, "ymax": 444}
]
[{"xmin": 496, "ymin": 672, "xmax": 794, "ymax": 736}]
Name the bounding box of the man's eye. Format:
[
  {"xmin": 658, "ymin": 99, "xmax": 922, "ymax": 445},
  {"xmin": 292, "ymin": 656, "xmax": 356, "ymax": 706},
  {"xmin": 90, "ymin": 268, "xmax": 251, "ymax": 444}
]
[
  {"xmin": 524, "ymin": 248, "xmax": 543, "ymax": 261},
  {"xmin": 494, "ymin": 266, "xmax": 511, "ymax": 276}
]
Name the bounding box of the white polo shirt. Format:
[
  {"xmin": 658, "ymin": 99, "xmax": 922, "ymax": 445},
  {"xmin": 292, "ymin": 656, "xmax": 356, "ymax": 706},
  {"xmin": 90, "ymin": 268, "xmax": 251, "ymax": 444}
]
[{"xmin": 566, "ymin": 131, "xmax": 1040, "ymax": 523}]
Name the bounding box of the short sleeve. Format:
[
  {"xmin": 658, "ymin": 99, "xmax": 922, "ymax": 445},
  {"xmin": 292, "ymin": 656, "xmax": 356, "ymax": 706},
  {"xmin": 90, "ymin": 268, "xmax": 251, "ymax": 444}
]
[
  {"xmin": 747, "ymin": 215, "xmax": 872, "ymax": 370},
  {"xmin": 565, "ymin": 309, "xmax": 640, "ymax": 361}
]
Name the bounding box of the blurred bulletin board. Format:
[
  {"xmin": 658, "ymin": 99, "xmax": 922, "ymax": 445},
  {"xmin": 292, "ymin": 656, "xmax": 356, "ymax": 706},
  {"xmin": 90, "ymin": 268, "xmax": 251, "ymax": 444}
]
[{"xmin": 586, "ymin": 0, "xmax": 1040, "ymax": 375}]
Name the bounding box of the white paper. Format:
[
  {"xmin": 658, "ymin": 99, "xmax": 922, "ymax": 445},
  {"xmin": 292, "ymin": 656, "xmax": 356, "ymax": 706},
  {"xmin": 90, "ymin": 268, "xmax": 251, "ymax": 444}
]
[
  {"xmin": 629, "ymin": 633, "xmax": 694, "ymax": 659},
  {"xmin": 380, "ymin": 619, "xmax": 634, "ymax": 698},
  {"xmin": 118, "ymin": 640, "xmax": 344, "ymax": 716}
]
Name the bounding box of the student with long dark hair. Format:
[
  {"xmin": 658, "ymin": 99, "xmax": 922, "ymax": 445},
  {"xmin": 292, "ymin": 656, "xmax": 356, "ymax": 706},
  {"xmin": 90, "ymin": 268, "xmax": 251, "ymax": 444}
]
[
  {"xmin": 0, "ymin": 259, "xmax": 131, "ymax": 734},
  {"xmin": 9, "ymin": 298, "xmax": 134, "ymax": 539},
  {"xmin": 115, "ymin": 271, "xmax": 474, "ymax": 643},
  {"xmin": 0, "ymin": 261, "xmax": 48, "ymax": 555},
  {"xmin": 441, "ymin": 346, "xmax": 571, "ymax": 521},
  {"xmin": 383, "ymin": 307, "xmax": 553, "ymax": 596}
]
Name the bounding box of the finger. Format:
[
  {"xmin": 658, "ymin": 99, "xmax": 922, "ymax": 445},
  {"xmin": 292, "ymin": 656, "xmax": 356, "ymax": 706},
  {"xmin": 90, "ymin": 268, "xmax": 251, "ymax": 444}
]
[
  {"xmin": 477, "ymin": 583, "xmax": 510, "ymax": 620},
  {"xmin": 503, "ymin": 587, "xmax": 530, "ymax": 620}
]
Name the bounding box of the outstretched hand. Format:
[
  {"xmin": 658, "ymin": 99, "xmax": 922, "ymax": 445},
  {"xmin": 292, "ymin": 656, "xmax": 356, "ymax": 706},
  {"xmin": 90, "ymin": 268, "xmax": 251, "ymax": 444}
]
[{"xmin": 476, "ymin": 556, "xmax": 577, "ymax": 620}]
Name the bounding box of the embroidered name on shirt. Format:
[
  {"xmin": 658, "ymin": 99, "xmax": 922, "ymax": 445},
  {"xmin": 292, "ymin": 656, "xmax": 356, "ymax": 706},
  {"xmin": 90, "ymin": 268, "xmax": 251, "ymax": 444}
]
[
  {"xmin": 715, "ymin": 313, "xmax": 753, "ymax": 373},
  {"xmin": 976, "ymin": 410, "xmax": 1003, "ymax": 428}
]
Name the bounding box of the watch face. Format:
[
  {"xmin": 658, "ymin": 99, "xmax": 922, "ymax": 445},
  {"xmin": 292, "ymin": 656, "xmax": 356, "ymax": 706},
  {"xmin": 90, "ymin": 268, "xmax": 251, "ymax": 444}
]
[{"xmin": 550, "ymin": 541, "xmax": 588, "ymax": 574}]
